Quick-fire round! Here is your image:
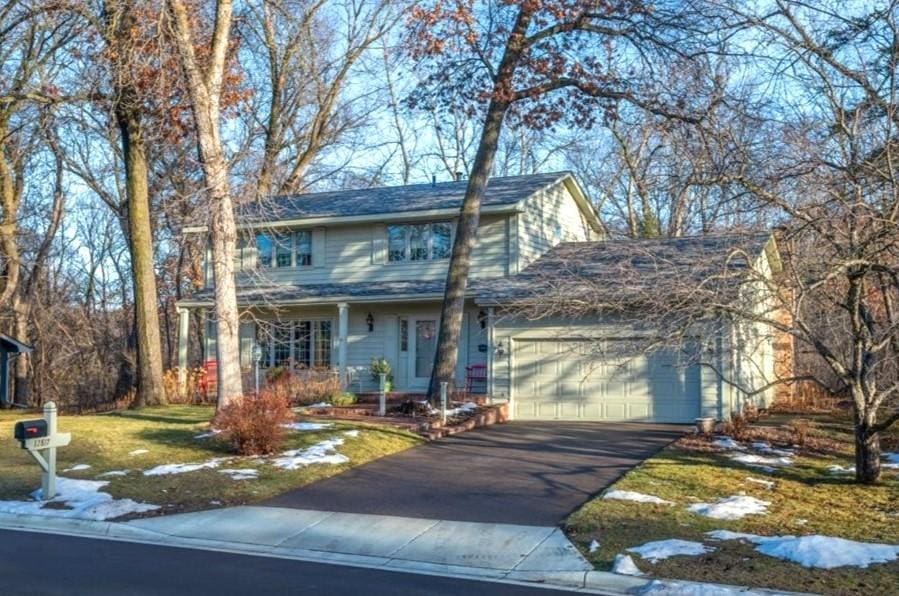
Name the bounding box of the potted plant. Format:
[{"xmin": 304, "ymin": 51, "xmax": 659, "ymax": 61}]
[{"xmin": 370, "ymin": 357, "xmax": 393, "ymax": 392}]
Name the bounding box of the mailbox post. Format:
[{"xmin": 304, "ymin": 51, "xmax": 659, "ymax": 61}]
[
  {"xmin": 14, "ymin": 401, "xmax": 71, "ymax": 500},
  {"xmin": 440, "ymin": 382, "xmax": 448, "ymax": 424},
  {"xmin": 378, "ymin": 373, "xmax": 386, "ymax": 416}
]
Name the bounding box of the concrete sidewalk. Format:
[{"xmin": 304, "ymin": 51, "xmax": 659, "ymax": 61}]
[
  {"xmin": 128, "ymin": 506, "xmax": 597, "ymax": 577},
  {"xmin": 0, "ymin": 506, "xmax": 805, "ymax": 595}
]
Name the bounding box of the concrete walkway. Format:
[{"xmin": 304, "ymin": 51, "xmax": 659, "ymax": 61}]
[{"xmin": 267, "ymin": 422, "xmax": 685, "ymax": 525}]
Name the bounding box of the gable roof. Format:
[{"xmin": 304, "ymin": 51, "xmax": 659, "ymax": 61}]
[
  {"xmin": 477, "ymin": 233, "xmax": 776, "ymax": 306},
  {"xmin": 191, "ymin": 172, "xmax": 598, "ymax": 231}
]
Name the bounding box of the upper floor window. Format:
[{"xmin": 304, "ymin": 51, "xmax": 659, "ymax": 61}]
[
  {"xmin": 256, "ymin": 230, "xmax": 312, "ymax": 268},
  {"xmin": 387, "ymin": 222, "xmax": 453, "ymax": 262}
]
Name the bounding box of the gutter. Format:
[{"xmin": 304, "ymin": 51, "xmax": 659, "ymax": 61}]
[
  {"xmin": 175, "ymin": 292, "xmax": 473, "ymax": 309},
  {"xmin": 183, "ymin": 203, "xmax": 524, "ymax": 234}
]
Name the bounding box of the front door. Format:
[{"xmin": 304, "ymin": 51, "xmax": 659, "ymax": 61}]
[{"xmin": 409, "ymin": 317, "xmax": 438, "ymax": 390}]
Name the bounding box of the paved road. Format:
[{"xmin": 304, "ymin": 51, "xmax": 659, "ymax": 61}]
[
  {"xmin": 267, "ymin": 421, "xmax": 684, "ymax": 525},
  {"xmin": 0, "ymin": 529, "xmax": 577, "ymax": 596}
]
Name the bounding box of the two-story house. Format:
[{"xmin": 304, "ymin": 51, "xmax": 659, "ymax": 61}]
[{"xmin": 176, "ymin": 172, "xmax": 783, "ymax": 423}]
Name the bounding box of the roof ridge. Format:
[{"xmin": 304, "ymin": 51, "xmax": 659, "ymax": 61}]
[{"xmin": 266, "ymin": 171, "xmax": 572, "ymax": 202}]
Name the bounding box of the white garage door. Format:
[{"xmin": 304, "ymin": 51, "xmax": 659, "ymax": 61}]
[{"xmin": 512, "ymin": 339, "xmax": 701, "ymax": 422}]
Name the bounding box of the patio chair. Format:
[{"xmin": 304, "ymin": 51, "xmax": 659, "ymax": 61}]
[{"xmin": 464, "ymin": 364, "xmax": 487, "ymax": 395}]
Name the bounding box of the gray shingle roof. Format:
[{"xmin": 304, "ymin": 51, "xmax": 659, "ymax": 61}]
[
  {"xmin": 476, "ymin": 234, "xmax": 774, "ymax": 304},
  {"xmin": 180, "ymin": 234, "xmax": 773, "ymax": 307},
  {"xmin": 236, "ymin": 172, "xmax": 571, "ymax": 223}
]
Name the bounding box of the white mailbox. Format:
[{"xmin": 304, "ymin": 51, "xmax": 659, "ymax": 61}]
[{"xmin": 13, "ymin": 401, "xmax": 70, "ymax": 500}]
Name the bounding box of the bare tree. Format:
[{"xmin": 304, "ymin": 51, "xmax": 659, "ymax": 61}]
[
  {"xmin": 407, "ymin": 0, "xmax": 720, "ymax": 400},
  {"xmin": 166, "ymin": 0, "xmax": 243, "ymax": 407},
  {"xmin": 241, "ymin": 0, "xmax": 401, "ymax": 198},
  {"xmin": 706, "ymin": 0, "xmax": 899, "ymax": 483}
]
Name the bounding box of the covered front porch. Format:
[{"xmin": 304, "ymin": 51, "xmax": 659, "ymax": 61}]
[{"xmin": 175, "ymin": 297, "xmax": 493, "ymax": 396}]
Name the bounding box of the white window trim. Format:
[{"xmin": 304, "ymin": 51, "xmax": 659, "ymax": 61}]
[
  {"xmin": 256, "ymin": 230, "xmax": 314, "ymax": 269},
  {"xmin": 258, "ymin": 318, "xmax": 334, "ymax": 368},
  {"xmin": 387, "ymin": 221, "xmax": 453, "ymax": 263}
]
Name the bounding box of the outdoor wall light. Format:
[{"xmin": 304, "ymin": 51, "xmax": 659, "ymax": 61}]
[
  {"xmin": 495, "ymin": 340, "xmax": 505, "ymax": 356},
  {"xmin": 366, "ymin": 312, "xmax": 374, "ymax": 332},
  {"xmin": 477, "ymin": 309, "xmax": 488, "ymax": 329}
]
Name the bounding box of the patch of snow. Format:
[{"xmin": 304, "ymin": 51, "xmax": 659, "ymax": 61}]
[
  {"xmin": 638, "ymin": 579, "xmax": 771, "ymax": 595},
  {"xmin": 218, "ymin": 468, "xmax": 258, "ymax": 481},
  {"xmin": 63, "ymin": 464, "xmax": 91, "ymax": 472},
  {"xmin": 627, "ymin": 539, "xmax": 714, "ymax": 563},
  {"xmin": 827, "ymin": 464, "xmax": 855, "ymax": 474},
  {"xmin": 589, "ymin": 539, "xmax": 600, "ymax": 553},
  {"xmin": 271, "ymin": 438, "xmax": 348, "ymax": 470},
  {"xmin": 343, "ymin": 430, "xmax": 360, "ymax": 438},
  {"xmin": 0, "ymin": 477, "xmax": 157, "ymax": 521},
  {"xmin": 444, "ymin": 402, "xmax": 479, "ymax": 417},
  {"xmin": 142, "ymin": 457, "xmax": 229, "ymax": 476},
  {"xmin": 711, "ymin": 437, "xmax": 742, "ymax": 450},
  {"xmin": 97, "ymin": 470, "xmax": 129, "ymax": 478},
  {"xmin": 129, "ymin": 449, "xmax": 149, "ymax": 456},
  {"xmin": 603, "ymin": 490, "xmax": 673, "ymax": 505},
  {"xmin": 880, "ymin": 453, "xmax": 899, "ymax": 469},
  {"xmin": 688, "ymin": 495, "xmax": 770, "ymax": 520},
  {"xmin": 745, "ymin": 477, "xmax": 774, "ymax": 489},
  {"xmin": 194, "ymin": 429, "xmax": 222, "ymax": 439},
  {"xmin": 795, "ymin": 519, "xmax": 808, "ymax": 526},
  {"xmin": 707, "ymin": 531, "xmax": 899, "ymax": 569},
  {"xmin": 751, "ymin": 442, "xmax": 794, "ymax": 457},
  {"xmin": 283, "ymin": 422, "xmax": 333, "ymax": 431},
  {"xmin": 612, "ymin": 553, "xmax": 644, "ymax": 576},
  {"xmin": 728, "ymin": 452, "xmax": 793, "ymax": 470}
]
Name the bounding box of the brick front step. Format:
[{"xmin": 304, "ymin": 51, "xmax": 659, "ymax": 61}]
[{"xmin": 300, "ymin": 401, "xmax": 509, "ymax": 440}]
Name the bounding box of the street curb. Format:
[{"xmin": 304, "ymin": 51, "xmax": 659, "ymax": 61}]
[{"xmin": 0, "ymin": 513, "xmax": 808, "ymax": 595}]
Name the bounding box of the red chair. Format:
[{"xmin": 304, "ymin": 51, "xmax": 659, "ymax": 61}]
[
  {"xmin": 198, "ymin": 359, "xmax": 218, "ymax": 397},
  {"xmin": 465, "ymin": 364, "xmax": 487, "ymax": 395}
]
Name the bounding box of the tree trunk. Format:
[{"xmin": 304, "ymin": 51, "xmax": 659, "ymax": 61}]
[
  {"xmin": 854, "ymin": 416, "xmax": 881, "ymax": 483},
  {"xmin": 12, "ymin": 294, "xmax": 29, "ymax": 406},
  {"xmin": 0, "ymin": 120, "xmax": 21, "ymax": 311},
  {"xmin": 426, "ymin": 6, "xmax": 534, "ymax": 401},
  {"xmin": 427, "ymin": 100, "xmax": 508, "ymax": 400},
  {"xmin": 167, "ymin": 0, "xmax": 243, "ymax": 408},
  {"xmin": 117, "ymin": 109, "xmax": 167, "ymax": 407}
]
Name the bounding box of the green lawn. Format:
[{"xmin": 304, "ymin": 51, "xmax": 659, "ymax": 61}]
[
  {"xmin": 566, "ymin": 413, "xmax": 899, "ymax": 595},
  {"xmin": 0, "ymin": 405, "xmax": 420, "ymax": 517}
]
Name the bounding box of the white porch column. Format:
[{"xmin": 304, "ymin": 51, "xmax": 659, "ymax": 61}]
[
  {"xmin": 337, "ymin": 302, "xmax": 349, "ymax": 388},
  {"xmin": 177, "ymin": 307, "xmax": 190, "ymax": 396},
  {"xmin": 486, "ymin": 307, "xmax": 495, "ymax": 401}
]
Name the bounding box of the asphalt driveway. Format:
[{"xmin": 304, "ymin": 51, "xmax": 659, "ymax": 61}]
[{"xmin": 266, "ymin": 422, "xmax": 684, "ymax": 526}]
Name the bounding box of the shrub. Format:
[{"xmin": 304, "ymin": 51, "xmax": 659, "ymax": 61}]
[
  {"xmin": 785, "ymin": 418, "xmax": 815, "ymax": 447},
  {"xmin": 722, "ymin": 413, "xmax": 751, "ymax": 442},
  {"xmin": 162, "ymin": 367, "xmax": 211, "ymax": 404},
  {"xmin": 369, "ymin": 357, "xmax": 393, "ymax": 392},
  {"xmin": 331, "ymin": 392, "xmax": 357, "ymax": 407},
  {"xmin": 214, "ymin": 391, "xmax": 294, "ymax": 455},
  {"xmin": 262, "ymin": 366, "xmax": 342, "ymax": 406}
]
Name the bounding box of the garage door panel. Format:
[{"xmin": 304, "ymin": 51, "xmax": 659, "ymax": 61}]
[{"xmin": 513, "ymin": 339, "xmax": 700, "ymax": 422}]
